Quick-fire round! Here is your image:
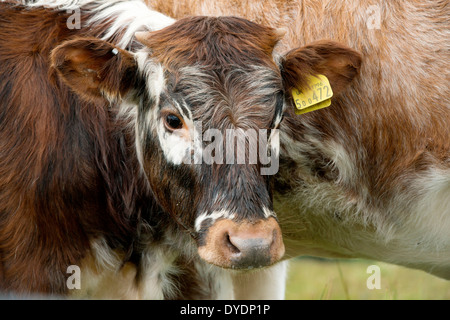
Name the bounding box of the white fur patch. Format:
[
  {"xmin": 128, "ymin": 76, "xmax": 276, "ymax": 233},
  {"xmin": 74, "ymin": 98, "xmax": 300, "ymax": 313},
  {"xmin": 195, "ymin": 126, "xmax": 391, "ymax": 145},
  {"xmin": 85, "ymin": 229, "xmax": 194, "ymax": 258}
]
[
  {"xmin": 401, "ymin": 168, "xmax": 450, "ymax": 251},
  {"xmin": 153, "ymin": 103, "xmax": 201, "ymax": 166},
  {"xmin": 70, "ymin": 238, "xmax": 140, "ymax": 299},
  {"xmin": 134, "ymin": 50, "xmax": 165, "ymax": 102},
  {"xmin": 271, "ymin": 129, "xmax": 280, "ymax": 158},
  {"xmin": 324, "ymin": 140, "xmax": 357, "ymax": 184},
  {"xmin": 16, "ymin": 0, "xmax": 175, "ymax": 50},
  {"xmin": 272, "ymin": 110, "xmax": 284, "ymax": 130},
  {"xmin": 117, "ymin": 100, "xmax": 147, "ymax": 170},
  {"xmin": 193, "ymin": 260, "xmax": 235, "ymax": 300},
  {"xmin": 88, "ymin": 0, "xmax": 174, "ymax": 49},
  {"xmin": 13, "ymin": 0, "xmax": 92, "ymax": 9},
  {"xmin": 262, "ymin": 206, "xmax": 277, "ymax": 219},
  {"xmin": 139, "ymin": 248, "xmax": 181, "ymax": 299},
  {"xmin": 90, "ymin": 237, "xmax": 121, "ymax": 271},
  {"xmin": 195, "ymin": 208, "xmax": 276, "ymax": 234},
  {"xmin": 195, "ymin": 210, "xmax": 236, "ymax": 232},
  {"xmin": 157, "ymin": 123, "xmax": 192, "ymax": 165}
]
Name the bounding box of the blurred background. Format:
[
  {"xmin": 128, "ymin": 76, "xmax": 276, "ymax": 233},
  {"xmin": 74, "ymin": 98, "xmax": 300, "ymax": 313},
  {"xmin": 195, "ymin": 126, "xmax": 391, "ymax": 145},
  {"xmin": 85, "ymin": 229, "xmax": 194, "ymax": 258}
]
[{"xmin": 285, "ymin": 257, "xmax": 450, "ymax": 300}]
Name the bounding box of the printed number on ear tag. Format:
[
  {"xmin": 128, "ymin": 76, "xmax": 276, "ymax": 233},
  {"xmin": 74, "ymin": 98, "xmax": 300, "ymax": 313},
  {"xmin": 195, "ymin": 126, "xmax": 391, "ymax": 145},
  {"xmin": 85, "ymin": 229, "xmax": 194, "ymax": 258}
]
[{"xmin": 292, "ymin": 74, "xmax": 333, "ymax": 115}]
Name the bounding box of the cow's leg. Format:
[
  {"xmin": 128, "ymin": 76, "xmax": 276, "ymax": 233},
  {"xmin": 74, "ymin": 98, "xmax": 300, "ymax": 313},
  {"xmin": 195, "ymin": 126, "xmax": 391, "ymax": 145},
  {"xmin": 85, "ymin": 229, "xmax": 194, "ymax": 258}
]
[{"xmin": 231, "ymin": 260, "xmax": 288, "ymax": 300}]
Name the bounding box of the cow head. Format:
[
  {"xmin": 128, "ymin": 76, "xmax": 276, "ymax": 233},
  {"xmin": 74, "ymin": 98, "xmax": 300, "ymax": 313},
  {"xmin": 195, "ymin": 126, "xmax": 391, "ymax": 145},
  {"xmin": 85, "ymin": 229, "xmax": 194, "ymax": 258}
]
[{"xmin": 52, "ymin": 16, "xmax": 361, "ymax": 269}]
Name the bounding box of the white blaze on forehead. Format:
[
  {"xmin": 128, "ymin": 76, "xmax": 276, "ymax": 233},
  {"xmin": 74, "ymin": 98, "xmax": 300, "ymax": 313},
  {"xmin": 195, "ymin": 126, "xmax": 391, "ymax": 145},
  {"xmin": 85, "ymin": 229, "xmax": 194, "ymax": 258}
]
[{"xmin": 195, "ymin": 210, "xmax": 236, "ymax": 232}]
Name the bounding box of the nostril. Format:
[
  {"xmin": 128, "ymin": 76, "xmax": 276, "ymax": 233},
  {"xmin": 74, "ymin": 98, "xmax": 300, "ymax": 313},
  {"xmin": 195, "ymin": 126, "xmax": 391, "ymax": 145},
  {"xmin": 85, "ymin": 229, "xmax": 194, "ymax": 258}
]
[{"xmin": 225, "ymin": 233, "xmax": 240, "ymax": 255}]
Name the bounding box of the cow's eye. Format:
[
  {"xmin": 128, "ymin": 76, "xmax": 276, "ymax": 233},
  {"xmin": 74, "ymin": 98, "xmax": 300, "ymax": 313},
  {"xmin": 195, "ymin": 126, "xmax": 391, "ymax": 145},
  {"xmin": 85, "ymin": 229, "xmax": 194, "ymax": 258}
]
[{"xmin": 164, "ymin": 113, "xmax": 183, "ymax": 131}]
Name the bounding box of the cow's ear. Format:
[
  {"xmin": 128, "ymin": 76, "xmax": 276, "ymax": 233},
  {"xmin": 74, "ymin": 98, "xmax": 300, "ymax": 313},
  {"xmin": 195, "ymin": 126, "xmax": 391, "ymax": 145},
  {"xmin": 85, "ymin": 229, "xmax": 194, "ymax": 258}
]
[
  {"xmin": 51, "ymin": 38, "xmax": 138, "ymax": 102},
  {"xmin": 280, "ymin": 40, "xmax": 362, "ymax": 96}
]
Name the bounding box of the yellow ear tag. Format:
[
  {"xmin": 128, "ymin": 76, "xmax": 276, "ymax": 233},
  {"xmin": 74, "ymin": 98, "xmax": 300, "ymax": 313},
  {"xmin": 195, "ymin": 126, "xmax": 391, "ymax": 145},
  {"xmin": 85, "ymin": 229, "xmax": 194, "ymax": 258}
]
[{"xmin": 292, "ymin": 74, "xmax": 333, "ymax": 115}]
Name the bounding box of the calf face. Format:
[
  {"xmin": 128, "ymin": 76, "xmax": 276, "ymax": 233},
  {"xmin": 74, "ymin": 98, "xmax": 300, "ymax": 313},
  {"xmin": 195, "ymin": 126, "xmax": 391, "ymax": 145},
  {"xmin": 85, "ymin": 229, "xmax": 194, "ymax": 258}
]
[{"xmin": 52, "ymin": 16, "xmax": 361, "ymax": 269}]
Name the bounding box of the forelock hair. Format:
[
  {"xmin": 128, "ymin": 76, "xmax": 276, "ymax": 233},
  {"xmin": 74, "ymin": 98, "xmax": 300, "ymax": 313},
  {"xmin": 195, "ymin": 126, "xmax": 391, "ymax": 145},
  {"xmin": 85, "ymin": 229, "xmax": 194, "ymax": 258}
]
[
  {"xmin": 143, "ymin": 16, "xmax": 281, "ymax": 70},
  {"xmin": 170, "ymin": 65, "xmax": 283, "ymax": 130}
]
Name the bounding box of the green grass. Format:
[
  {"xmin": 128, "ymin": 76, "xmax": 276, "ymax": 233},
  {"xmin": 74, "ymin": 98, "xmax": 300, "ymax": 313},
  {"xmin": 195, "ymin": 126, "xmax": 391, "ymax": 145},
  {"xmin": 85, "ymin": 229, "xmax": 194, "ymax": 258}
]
[{"xmin": 285, "ymin": 258, "xmax": 450, "ymax": 300}]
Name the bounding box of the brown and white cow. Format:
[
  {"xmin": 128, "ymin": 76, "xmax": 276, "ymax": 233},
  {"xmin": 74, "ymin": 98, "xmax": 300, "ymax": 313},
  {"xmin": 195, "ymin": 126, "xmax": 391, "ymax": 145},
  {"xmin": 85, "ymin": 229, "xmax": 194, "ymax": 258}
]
[
  {"xmin": 0, "ymin": 0, "xmax": 362, "ymax": 299},
  {"xmin": 149, "ymin": 0, "xmax": 450, "ymax": 292}
]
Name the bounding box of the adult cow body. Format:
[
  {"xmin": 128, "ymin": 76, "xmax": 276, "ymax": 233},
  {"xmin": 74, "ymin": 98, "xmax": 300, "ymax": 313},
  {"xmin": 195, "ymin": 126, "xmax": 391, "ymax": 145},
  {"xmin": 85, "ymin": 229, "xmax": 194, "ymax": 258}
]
[{"xmin": 149, "ymin": 0, "xmax": 450, "ymax": 286}]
